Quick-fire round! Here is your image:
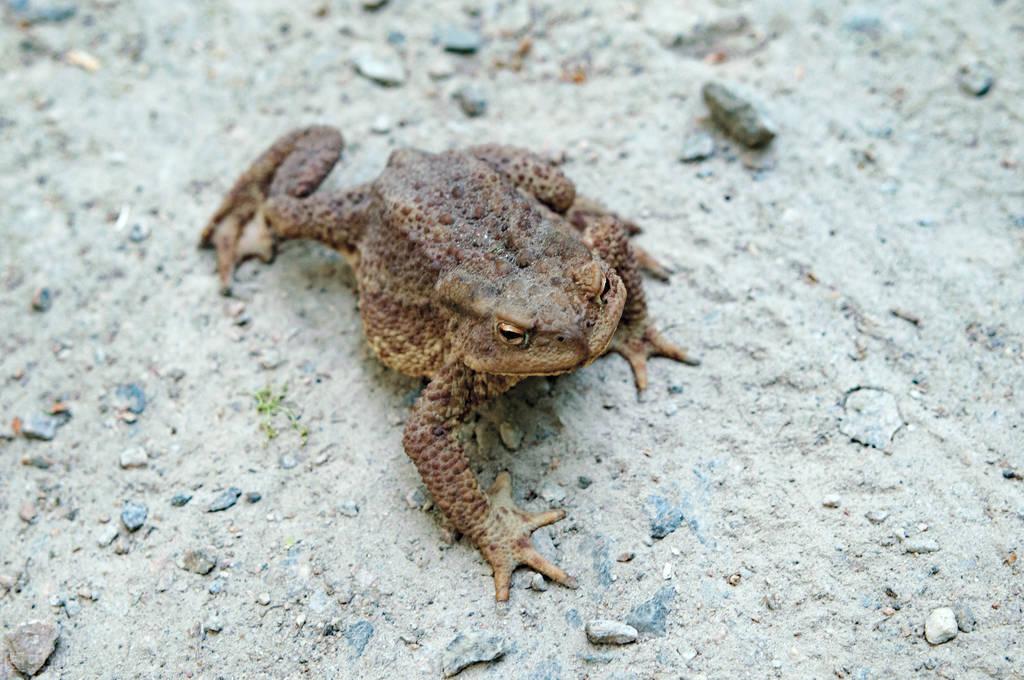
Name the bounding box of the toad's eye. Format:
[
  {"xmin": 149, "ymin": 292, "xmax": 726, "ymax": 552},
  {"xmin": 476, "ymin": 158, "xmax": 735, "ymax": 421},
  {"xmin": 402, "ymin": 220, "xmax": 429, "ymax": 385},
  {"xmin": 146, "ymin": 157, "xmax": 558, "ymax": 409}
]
[
  {"xmin": 496, "ymin": 321, "xmax": 528, "ymax": 346},
  {"xmin": 600, "ymin": 274, "xmax": 612, "ymax": 302}
]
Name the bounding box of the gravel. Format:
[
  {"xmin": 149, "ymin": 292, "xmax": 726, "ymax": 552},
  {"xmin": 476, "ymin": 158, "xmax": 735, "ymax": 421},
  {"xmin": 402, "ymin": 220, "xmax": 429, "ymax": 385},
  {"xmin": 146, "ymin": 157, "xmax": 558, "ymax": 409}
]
[
  {"xmin": 120, "ymin": 501, "xmax": 148, "ymax": 532},
  {"xmin": 680, "ymin": 131, "xmax": 715, "ymax": 162},
  {"xmin": 585, "ymin": 620, "xmax": 638, "ymax": 645},
  {"xmin": 208, "ymin": 487, "xmax": 242, "ymax": 512},
  {"xmin": 626, "ymin": 585, "xmax": 675, "ymax": 636},
  {"xmin": 840, "ymin": 388, "xmax": 903, "ymax": 449},
  {"xmin": 338, "ymin": 500, "xmax": 360, "ymax": 517},
  {"xmin": 647, "ymin": 495, "xmax": 685, "ymax": 539},
  {"xmin": 30, "ymin": 287, "xmax": 52, "ymax": 312},
  {"xmin": 170, "ymin": 493, "xmax": 192, "ymax": 507},
  {"xmin": 953, "ymin": 603, "xmax": 977, "ymax": 633},
  {"xmin": 865, "ymin": 509, "xmax": 889, "ymax": 524},
  {"xmin": 179, "ymin": 548, "xmax": 217, "ymax": 575},
  {"xmin": 957, "ymin": 62, "xmax": 995, "ymax": 97},
  {"xmin": 498, "ymin": 421, "xmax": 523, "ymax": 450},
  {"xmin": 452, "ymin": 85, "xmax": 487, "ymax": 117},
  {"xmin": 21, "ymin": 414, "xmax": 60, "ymax": 441},
  {"xmin": 4, "ymin": 620, "xmax": 60, "ymax": 676},
  {"xmin": 95, "ymin": 524, "xmax": 119, "ymax": 547},
  {"xmin": 701, "ymin": 81, "xmax": 776, "ymax": 148},
  {"xmin": 114, "ymin": 383, "xmax": 147, "ymax": 415},
  {"xmin": 352, "ymin": 49, "xmax": 406, "ymax": 86},
  {"xmin": 438, "ymin": 26, "xmax": 482, "ymax": 54},
  {"xmin": 925, "ymin": 608, "xmax": 958, "ymax": 645},
  {"xmin": 119, "ymin": 446, "xmax": 148, "ymax": 469},
  {"xmin": 441, "ymin": 632, "xmax": 507, "ymax": 677},
  {"xmin": 904, "ymin": 536, "xmax": 940, "ymax": 554}
]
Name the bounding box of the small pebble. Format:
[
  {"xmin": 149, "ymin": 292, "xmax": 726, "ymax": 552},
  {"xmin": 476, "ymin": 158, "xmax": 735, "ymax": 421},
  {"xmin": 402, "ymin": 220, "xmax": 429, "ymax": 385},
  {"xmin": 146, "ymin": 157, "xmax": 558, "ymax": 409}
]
[
  {"xmin": 208, "ymin": 487, "xmax": 242, "ymax": 512},
  {"xmin": 953, "ymin": 603, "xmax": 977, "ymax": 633},
  {"xmin": 257, "ymin": 592, "xmax": 271, "ymax": 606},
  {"xmin": 865, "ymin": 509, "xmax": 889, "ymax": 524},
  {"xmin": 119, "ymin": 446, "xmax": 148, "ymax": 469},
  {"xmin": 904, "ymin": 536, "xmax": 940, "ymax": 554},
  {"xmin": 452, "ymin": 85, "xmax": 487, "ymax": 117},
  {"xmin": 4, "ymin": 620, "xmax": 60, "ymax": 676},
  {"xmin": 21, "ymin": 414, "xmax": 60, "ymax": 441},
  {"xmin": 353, "ymin": 49, "xmax": 406, "ymax": 86},
  {"xmin": 204, "ymin": 616, "xmax": 223, "ymax": 633},
  {"xmin": 441, "ymin": 632, "xmax": 507, "ymax": 677},
  {"xmin": 170, "ymin": 493, "xmax": 192, "ymax": 507},
  {"xmin": 370, "ymin": 114, "xmax": 391, "ymax": 134},
  {"xmin": 498, "ymin": 421, "xmax": 523, "ymax": 450},
  {"xmin": 258, "ymin": 349, "xmax": 284, "ymax": 370},
  {"xmin": 95, "ymin": 524, "xmax": 118, "ymax": 547},
  {"xmin": 680, "ymin": 131, "xmax": 715, "ymax": 162},
  {"xmin": 585, "ymin": 620, "xmax": 638, "ymax": 645},
  {"xmin": 840, "ymin": 387, "xmax": 902, "ymax": 449},
  {"xmin": 120, "ymin": 501, "xmax": 148, "ymax": 532},
  {"xmin": 616, "ymin": 551, "xmax": 635, "ymax": 562},
  {"xmin": 114, "ymin": 383, "xmax": 147, "ymax": 415},
  {"xmin": 179, "ymin": 548, "xmax": 217, "ymax": 575},
  {"xmin": 530, "ymin": 573, "xmax": 548, "ymax": 592},
  {"xmin": 245, "ymin": 491, "xmax": 262, "ymax": 504},
  {"xmin": 822, "ymin": 495, "xmax": 841, "ymax": 508},
  {"xmin": 208, "ymin": 579, "xmax": 224, "ymax": 594},
  {"xmin": 539, "ymin": 481, "xmax": 566, "ymax": 504},
  {"xmin": 361, "ymin": 0, "xmax": 388, "ymax": 9},
  {"xmin": 577, "ymin": 475, "xmax": 593, "ymax": 489},
  {"xmin": 924, "ymin": 607, "xmax": 958, "ymax": 645},
  {"xmin": 427, "ymin": 57, "xmax": 456, "ymax": 80},
  {"xmin": 31, "ymin": 287, "xmax": 53, "ymax": 312},
  {"xmin": 129, "ymin": 222, "xmax": 150, "ymax": 242},
  {"xmin": 338, "ymin": 500, "xmax": 360, "ymax": 517},
  {"xmin": 19, "ymin": 501, "xmax": 37, "ymax": 523},
  {"xmin": 702, "ymin": 81, "xmax": 776, "ymax": 148},
  {"xmin": 439, "ymin": 26, "xmax": 482, "ymax": 54},
  {"xmin": 957, "ymin": 62, "xmax": 995, "ymax": 97}
]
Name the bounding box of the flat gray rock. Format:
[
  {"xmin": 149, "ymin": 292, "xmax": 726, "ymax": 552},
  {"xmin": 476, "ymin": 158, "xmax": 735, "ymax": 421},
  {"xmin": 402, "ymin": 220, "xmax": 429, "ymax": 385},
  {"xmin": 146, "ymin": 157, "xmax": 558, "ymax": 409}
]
[
  {"xmin": 441, "ymin": 632, "xmax": 506, "ymax": 677},
  {"xmin": 840, "ymin": 388, "xmax": 902, "ymax": 449},
  {"xmin": 353, "ymin": 49, "xmax": 406, "ymax": 86},
  {"xmin": 702, "ymin": 81, "xmax": 776, "ymax": 148}
]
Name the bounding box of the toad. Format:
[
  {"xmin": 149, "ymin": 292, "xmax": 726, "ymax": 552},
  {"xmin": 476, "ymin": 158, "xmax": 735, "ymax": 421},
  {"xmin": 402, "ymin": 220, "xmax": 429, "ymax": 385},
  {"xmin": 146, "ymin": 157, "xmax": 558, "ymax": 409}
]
[{"xmin": 200, "ymin": 126, "xmax": 698, "ymax": 600}]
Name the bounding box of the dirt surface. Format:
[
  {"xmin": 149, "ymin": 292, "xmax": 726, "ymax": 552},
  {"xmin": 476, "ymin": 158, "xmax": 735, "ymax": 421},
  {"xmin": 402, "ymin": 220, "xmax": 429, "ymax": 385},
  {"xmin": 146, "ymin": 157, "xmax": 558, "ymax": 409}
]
[{"xmin": 2, "ymin": 1, "xmax": 1023, "ymax": 678}]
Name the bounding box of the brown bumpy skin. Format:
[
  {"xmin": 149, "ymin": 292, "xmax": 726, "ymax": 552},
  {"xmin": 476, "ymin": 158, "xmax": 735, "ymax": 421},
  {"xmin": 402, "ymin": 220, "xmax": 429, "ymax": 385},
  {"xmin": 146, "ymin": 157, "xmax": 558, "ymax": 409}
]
[{"xmin": 200, "ymin": 126, "xmax": 699, "ymax": 600}]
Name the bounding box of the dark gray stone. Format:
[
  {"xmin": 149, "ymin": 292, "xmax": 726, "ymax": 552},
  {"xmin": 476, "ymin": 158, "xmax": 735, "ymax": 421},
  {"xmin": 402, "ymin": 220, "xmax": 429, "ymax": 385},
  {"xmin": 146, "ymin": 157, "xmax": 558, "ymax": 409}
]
[
  {"xmin": 346, "ymin": 620, "xmax": 374, "ymax": 658},
  {"xmin": 647, "ymin": 495, "xmax": 684, "ymax": 539},
  {"xmin": 702, "ymin": 81, "xmax": 776, "ymax": 148},
  {"xmin": 208, "ymin": 487, "xmax": 242, "ymax": 512},
  {"xmin": 170, "ymin": 493, "xmax": 192, "ymax": 507},
  {"xmin": 120, "ymin": 501, "xmax": 148, "ymax": 532},
  {"xmin": 626, "ymin": 585, "xmax": 676, "ymax": 636},
  {"xmin": 954, "ymin": 603, "xmax": 977, "ymax": 632}
]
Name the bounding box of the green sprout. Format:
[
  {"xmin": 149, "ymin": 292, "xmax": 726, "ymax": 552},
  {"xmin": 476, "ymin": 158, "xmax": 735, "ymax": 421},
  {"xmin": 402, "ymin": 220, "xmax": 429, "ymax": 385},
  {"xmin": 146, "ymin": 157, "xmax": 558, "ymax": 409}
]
[{"xmin": 253, "ymin": 385, "xmax": 308, "ymax": 445}]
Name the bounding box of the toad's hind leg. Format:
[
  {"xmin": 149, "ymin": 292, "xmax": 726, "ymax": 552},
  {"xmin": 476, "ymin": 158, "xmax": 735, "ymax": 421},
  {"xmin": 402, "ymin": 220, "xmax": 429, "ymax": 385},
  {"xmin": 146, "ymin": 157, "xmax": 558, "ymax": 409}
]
[
  {"xmin": 200, "ymin": 125, "xmax": 370, "ymax": 292},
  {"xmin": 586, "ymin": 216, "xmax": 699, "ymax": 391},
  {"xmin": 567, "ymin": 195, "xmax": 672, "ymax": 281}
]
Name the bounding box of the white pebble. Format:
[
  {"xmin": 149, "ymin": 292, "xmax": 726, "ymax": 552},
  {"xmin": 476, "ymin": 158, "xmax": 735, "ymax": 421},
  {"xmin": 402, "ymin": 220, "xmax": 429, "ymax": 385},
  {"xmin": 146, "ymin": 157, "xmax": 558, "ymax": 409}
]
[
  {"xmin": 585, "ymin": 619, "xmax": 638, "ymax": 645},
  {"xmin": 119, "ymin": 446, "xmax": 149, "ymax": 469},
  {"xmin": 925, "ymin": 607, "xmax": 958, "ymax": 645}
]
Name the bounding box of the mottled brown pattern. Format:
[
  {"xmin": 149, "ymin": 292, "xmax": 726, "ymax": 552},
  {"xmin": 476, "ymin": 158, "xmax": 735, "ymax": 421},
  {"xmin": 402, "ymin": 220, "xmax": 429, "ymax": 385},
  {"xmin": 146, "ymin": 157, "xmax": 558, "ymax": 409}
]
[{"xmin": 199, "ymin": 125, "xmax": 699, "ymax": 600}]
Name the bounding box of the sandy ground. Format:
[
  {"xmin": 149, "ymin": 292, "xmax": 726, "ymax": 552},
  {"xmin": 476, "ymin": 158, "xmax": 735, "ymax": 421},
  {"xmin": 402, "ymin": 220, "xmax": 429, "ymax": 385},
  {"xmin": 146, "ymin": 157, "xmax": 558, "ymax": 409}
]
[{"xmin": 2, "ymin": 0, "xmax": 1023, "ymax": 678}]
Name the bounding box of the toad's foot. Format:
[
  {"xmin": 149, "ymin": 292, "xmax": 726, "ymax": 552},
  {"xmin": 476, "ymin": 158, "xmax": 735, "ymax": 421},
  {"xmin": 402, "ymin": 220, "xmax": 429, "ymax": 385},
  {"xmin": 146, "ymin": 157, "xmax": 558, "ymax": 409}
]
[
  {"xmin": 199, "ymin": 126, "xmax": 345, "ymax": 294},
  {"xmin": 475, "ymin": 471, "xmax": 576, "ymax": 601},
  {"xmin": 200, "ymin": 199, "xmax": 276, "ymax": 294},
  {"xmin": 612, "ymin": 325, "xmax": 700, "ymax": 391}
]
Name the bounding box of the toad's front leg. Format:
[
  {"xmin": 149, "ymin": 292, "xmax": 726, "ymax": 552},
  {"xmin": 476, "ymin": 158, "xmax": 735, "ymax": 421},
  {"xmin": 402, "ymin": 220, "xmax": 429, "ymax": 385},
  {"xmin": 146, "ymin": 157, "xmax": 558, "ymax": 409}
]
[{"xmin": 402, "ymin": 362, "xmax": 575, "ymax": 601}]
